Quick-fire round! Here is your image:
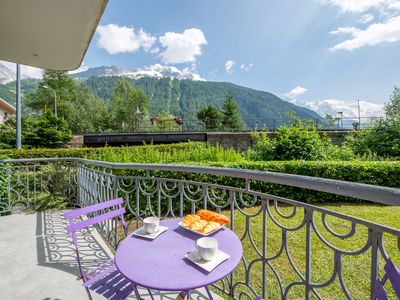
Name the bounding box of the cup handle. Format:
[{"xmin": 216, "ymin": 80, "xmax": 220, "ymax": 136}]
[{"xmin": 195, "ymin": 240, "xmax": 199, "ymax": 250}]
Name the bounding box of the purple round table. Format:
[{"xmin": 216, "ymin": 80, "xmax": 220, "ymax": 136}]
[{"xmin": 115, "ymin": 218, "xmax": 242, "ymax": 294}]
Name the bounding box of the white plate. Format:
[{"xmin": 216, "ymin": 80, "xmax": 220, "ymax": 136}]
[
  {"xmin": 178, "ymin": 222, "xmax": 225, "ymax": 236},
  {"xmin": 132, "ymin": 226, "xmax": 168, "ymax": 240},
  {"xmin": 185, "ymin": 250, "xmax": 230, "ymax": 272}
]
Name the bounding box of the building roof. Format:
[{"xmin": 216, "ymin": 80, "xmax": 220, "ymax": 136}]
[
  {"xmin": 0, "ymin": 0, "xmax": 108, "ymax": 71},
  {"xmin": 0, "ymin": 98, "xmax": 16, "ymax": 114}
]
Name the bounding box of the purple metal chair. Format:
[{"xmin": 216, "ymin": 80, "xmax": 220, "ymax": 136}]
[
  {"xmin": 372, "ymin": 259, "xmax": 400, "ymax": 300},
  {"xmin": 64, "ymin": 198, "xmax": 138, "ymax": 300}
]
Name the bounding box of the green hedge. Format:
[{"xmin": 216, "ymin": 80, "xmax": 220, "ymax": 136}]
[
  {"xmin": 203, "ymin": 161, "xmax": 400, "ymax": 204},
  {"xmin": 118, "ymin": 160, "xmax": 400, "ymax": 209},
  {"xmin": 0, "ymin": 142, "xmax": 209, "ymax": 159},
  {"xmin": 1, "ymin": 145, "xmax": 399, "ymax": 205}
]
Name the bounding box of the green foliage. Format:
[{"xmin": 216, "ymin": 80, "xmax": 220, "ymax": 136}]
[
  {"xmin": 110, "ymin": 79, "xmax": 149, "ymax": 132},
  {"xmin": 24, "ymin": 71, "xmax": 110, "ymax": 134},
  {"xmin": 0, "ymin": 142, "xmax": 243, "ymax": 163},
  {"xmin": 0, "ymin": 143, "xmax": 398, "ymax": 205},
  {"xmin": 197, "ymin": 104, "xmax": 221, "ymax": 130},
  {"xmin": 0, "ymin": 155, "xmax": 8, "ymax": 212},
  {"xmin": 384, "ymin": 86, "xmax": 400, "ymax": 120},
  {"xmin": 0, "ymin": 112, "xmax": 71, "ymax": 149},
  {"xmin": 25, "ymin": 70, "xmax": 77, "ymax": 116},
  {"xmin": 196, "ymin": 160, "xmax": 400, "ymax": 204},
  {"xmin": 249, "ymin": 118, "xmax": 355, "ymax": 161},
  {"xmin": 82, "ymin": 77, "xmax": 321, "ymax": 129},
  {"xmin": 221, "ymin": 94, "xmax": 243, "ymax": 130},
  {"xmin": 152, "ymin": 112, "xmax": 181, "ymax": 132},
  {"xmin": 348, "ymin": 87, "xmax": 400, "ymax": 158}
]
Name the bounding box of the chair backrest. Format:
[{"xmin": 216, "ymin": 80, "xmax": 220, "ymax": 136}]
[
  {"xmin": 64, "ymin": 198, "xmax": 128, "ymax": 245},
  {"xmin": 373, "ymin": 259, "xmax": 400, "ymax": 299}
]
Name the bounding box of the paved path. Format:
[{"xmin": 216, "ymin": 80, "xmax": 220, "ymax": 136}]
[{"xmin": 0, "ymin": 212, "xmax": 223, "ymax": 300}]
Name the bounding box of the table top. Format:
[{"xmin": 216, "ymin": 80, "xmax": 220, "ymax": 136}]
[{"xmin": 115, "ymin": 218, "xmax": 243, "ymax": 291}]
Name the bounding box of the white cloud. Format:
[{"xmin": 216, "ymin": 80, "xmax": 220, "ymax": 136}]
[
  {"xmin": 317, "ymin": 0, "xmax": 400, "ymax": 13},
  {"xmin": 284, "ymin": 86, "xmax": 308, "ymax": 99},
  {"xmin": 97, "ymin": 24, "xmax": 156, "ymax": 54},
  {"xmin": 150, "ymin": 47, "xmax": 160, "ymax": 54},
  {"xmin": 225, "ymin": 60, "xmax": 236, "ymax": 74},
  {"xmin": 68, "ymin": 61, "xmax": 88, "ymax": 74},
  {"xmin": 1, "ymin": 61, "xmax": 43, "ymax": 79},
  {"xmin": 158, "ymin": 28, "xmax": 207, "ymax": 64},
  {"xmin": 240, "ymin": 63, "xmax": 253, "ymax": 72},
  {"xmin": 330, "ymin": 16, "xmax": 400, "ymax": 51},
  {"xmin": 359, "ymin": 13, "xmax": 375, "ymax": 24}
]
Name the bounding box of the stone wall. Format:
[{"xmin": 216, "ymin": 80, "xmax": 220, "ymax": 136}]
[{"xmin": 207, "ymin": 131, "xmax": 355, "ymax": 151}]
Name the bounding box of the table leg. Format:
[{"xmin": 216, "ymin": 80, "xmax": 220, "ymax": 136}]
[
  {"xmin": 205, "ymin": 286, "xmax": 214, "ymax": 300},
  {"xmin": 186, "ymin": 290, "xmax": 190, "ymax": 300},
  {"xmin": 176, "ymin": 290, "xmax": 188, "ymax": 300}
]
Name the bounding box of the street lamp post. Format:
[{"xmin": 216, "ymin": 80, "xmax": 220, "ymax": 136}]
[
  {"xmin": 43, "ymin": 85, "xmax": 57, "ymax": 117},
  {"xmin": 16, "ymin": 64, "xmax": 21, "ymax": 150}
]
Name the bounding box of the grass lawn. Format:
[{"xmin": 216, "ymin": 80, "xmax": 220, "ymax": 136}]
[
  {"xmin": 221, "ymin": 203, "xmax": 400, "ymax": 300},
  {"xmin": 120, "ymin": 203, "xmax": 400, "ymax": 299}
]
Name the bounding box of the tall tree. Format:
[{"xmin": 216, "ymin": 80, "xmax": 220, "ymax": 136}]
[
  {"xmin": 221, "ymin": 94, "xmax": 242, "ymax": 130},
  {"xmin": 197, "ymin": 105, "xmax": 221, "ymax": 130},
  {"xmin": 384, "ymin": 86, "xmax": 400, "ymax": 121},
  {"xmin": 110, "ymin": 79, "xmax": 149, "ymax": 131},
  {"xmin": 25, "ymin": 70, "xmax": 77, "ymax": 118},
  {"xmin": 349, "ymin": 87, "xmax": 400, "ymax": 157}
]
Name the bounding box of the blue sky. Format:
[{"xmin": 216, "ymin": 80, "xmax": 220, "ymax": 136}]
[
  {"xmin": 79, "ymin": 0, "xmax": 400, "ymax": 105},
  {"xmin": 3, "ymin": 0, "xmax": 399, "ymax": 106}
]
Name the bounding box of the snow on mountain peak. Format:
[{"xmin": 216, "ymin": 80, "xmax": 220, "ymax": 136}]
[
  {"xmin": 304, "ymin": 99, "xmax": 384, "ymax": 118},
  {"xmin": 72, "ymin": 64, "xmax": 206, "ymax": 81}
]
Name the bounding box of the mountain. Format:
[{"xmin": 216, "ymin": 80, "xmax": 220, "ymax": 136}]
[
  {"xmin": 84, "ymin": 76, "xmax": 321, "ymax": 128},
  {"xmin": 286, "ymin": 98, "xmax": 384, "ymax": 118},
  {"xmin": 303, "ymin": 99, "xmax": 384, "ymax": 118},
  {"xmin": 72, "ymin": 64, "xmax": 205, "ymax": 81},
  {"xmin": 0, "ymin": 64, "xmax": 15, "ymax": 84},
  {"xmin": 0, "ymin": 64, "xmax": 321, "ymax": 128}
]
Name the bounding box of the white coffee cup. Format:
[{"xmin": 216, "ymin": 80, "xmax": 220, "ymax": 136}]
[
  {"xmin": 195, "ymin": 237, "xmax": 218, "ymax": 261},
  {"xmin": 143, "ymin": 217, "xmax": 160, "ymax": 234}
]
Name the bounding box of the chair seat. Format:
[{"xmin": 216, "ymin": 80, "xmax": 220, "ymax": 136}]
[{"xmin": 83, "ymin": 258, "xmax": 134, "ymax": 300}]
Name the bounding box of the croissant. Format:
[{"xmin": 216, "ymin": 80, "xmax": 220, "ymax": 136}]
[
  {"xmin": 182, "ymin": 214, "xmax": 201, "ymax": 227},
  {"xmin": 197, "ymin": 210, "xmax": 230, "ymax": 225},
  {"xmin": 191, "ymin": 219, "xmax": 208, "ymax": 232},
  {"xmin": 202, "ymin": 221, "xmax": 220, "ymax": 234}
]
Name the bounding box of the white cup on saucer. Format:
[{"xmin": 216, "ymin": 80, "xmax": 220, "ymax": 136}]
[
  {"xmin": 195, "ymin": 237, "xmax": 218, "ymax": 261},
  {"xmin": 143, "ymin": 217, "xmax": 160, "ymax": 234}
]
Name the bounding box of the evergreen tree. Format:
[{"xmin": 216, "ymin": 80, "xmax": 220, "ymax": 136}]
[
  {"xmin": 384, "ymin": 86, "xmax": 400, "ymax": 121},
  {"xmin": 197, "ymin": 105, "xmax": 221, "ymax": 129},
  {"xmin": 25, "ymin": 70, "xmax": 77, "ymax": 117},
  {"xmin": 110, "ymin": 79, "xmax": 149, "ymax": 131},
  {"xmin": 221, "ymin": 94, "xmax": 242, "ymax": 130}
]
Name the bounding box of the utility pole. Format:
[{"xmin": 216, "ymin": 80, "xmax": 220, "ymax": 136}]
[
  {"xmin": 16, "ymin": 64, "xmax": 21, "ymax": 150},
  {"xmin": 357, "ymin": 99, "xmax": 361, "ymax": 127}
]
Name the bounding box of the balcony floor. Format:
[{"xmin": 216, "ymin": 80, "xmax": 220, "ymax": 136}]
[{"xmin": 0, "ymin": 211, "xmax": 222, "ymax": 300}]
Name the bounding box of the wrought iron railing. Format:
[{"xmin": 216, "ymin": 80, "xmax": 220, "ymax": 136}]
[{"xmin": 1, "ymin": 157, "xmax": 399, "ymax": 299}]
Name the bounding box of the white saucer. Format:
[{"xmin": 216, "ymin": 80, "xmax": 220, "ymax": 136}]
[
  {"xmin": 185, "ymin": 249, "xmax": 230, "ymax": 272},
  {"xmin": 132, "ymin": 226, "xmax": 168, "ymax": 240}
]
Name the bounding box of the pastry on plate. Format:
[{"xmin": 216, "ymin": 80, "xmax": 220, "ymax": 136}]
[
  {"xmin": 182, "ymin": 214, "xmax": 201, "ymax": 227},
  {"xmin": 202, "ymin": 221, "xmax": 220, "ymax": 234},
  {"xmin": 190, "ymin": 219, "xmax": 208, "ymax": 232},
  {"xmin": 197, "ymin": 209, "xmax": 230, "ymax": 225}
]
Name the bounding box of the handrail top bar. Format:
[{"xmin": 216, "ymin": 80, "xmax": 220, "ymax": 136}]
[{"xmin": 1, "ymin": 157, "xmax": 399, "ymax": 205}]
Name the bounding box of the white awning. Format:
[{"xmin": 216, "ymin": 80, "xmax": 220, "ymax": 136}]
[{"xmin": 0, "ymin": 0, "xmax": 108, "ymax": 71}]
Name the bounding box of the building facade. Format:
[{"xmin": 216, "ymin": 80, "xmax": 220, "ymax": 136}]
[{"xmin": 0, "ymin": 98, "xmax": 16, "ymax": 124}]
